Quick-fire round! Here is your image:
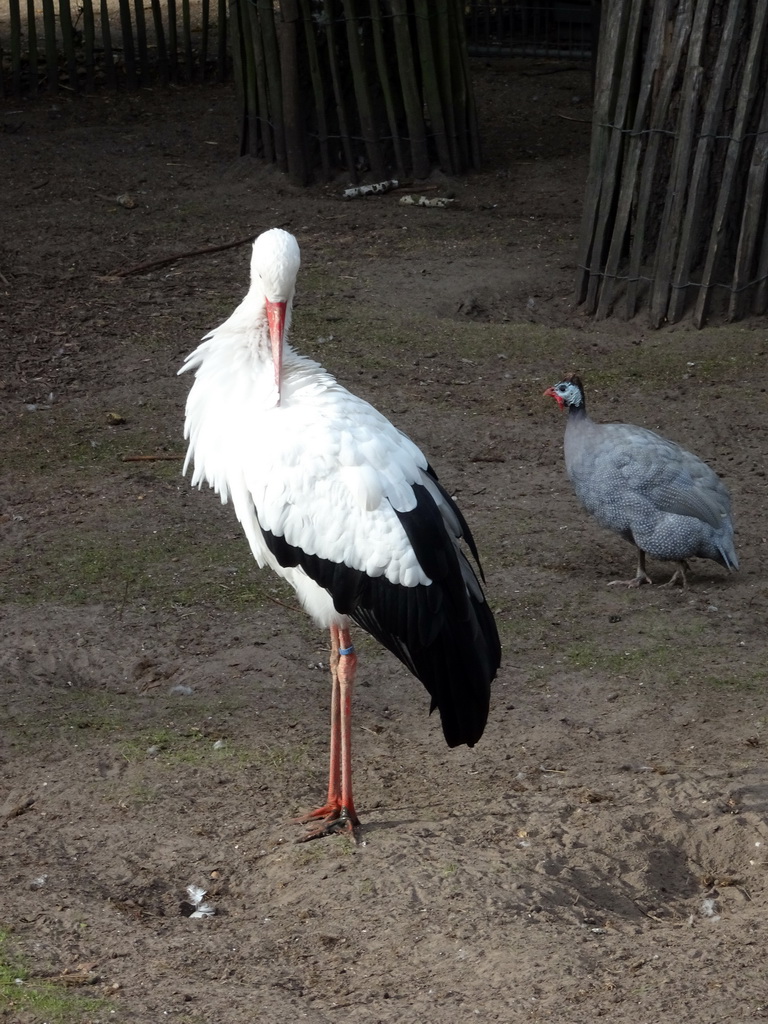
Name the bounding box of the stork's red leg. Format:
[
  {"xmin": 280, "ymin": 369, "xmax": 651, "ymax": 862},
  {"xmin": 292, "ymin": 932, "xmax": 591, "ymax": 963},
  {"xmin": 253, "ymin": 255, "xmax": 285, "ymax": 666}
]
[
  {"xmin": 325, "ymin": 632, "xmax": 342, "ymax": 807},
  {"xmin": 296, "ymin": 625, "xmax": 360, "ymax": 840},
  {"xmin": 336, "ymin": 626, "xmax": 358, "ymax": 825}
]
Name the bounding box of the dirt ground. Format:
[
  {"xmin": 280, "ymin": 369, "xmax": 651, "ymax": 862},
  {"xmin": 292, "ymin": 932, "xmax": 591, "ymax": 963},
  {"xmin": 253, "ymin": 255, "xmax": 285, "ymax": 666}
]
[{"xmin": 1, "ymin": 59, "xmax": 767, "ymax": 1024}]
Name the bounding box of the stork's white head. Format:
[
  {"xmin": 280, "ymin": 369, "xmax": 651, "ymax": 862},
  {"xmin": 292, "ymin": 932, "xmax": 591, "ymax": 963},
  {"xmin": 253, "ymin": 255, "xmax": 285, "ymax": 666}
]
[
  {"xmin": 251, "ymin": 228, "xmax": 301, "ymax": 302},
  {"xmin": 250, "ymin": 228, "xmax": 301, "ymax": 406}
]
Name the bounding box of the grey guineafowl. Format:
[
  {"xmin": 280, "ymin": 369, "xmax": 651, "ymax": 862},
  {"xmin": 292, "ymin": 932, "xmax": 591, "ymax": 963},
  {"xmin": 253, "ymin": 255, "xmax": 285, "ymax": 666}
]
[{"xmin": 544, "ymin": 374, "xmax": 739, "ymax": 587}]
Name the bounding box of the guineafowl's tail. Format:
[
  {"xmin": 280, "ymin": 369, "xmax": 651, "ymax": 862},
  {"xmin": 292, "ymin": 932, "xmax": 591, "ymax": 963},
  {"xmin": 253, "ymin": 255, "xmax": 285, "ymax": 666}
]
[
  {"xmin": 715, "ymin": 526, "xmax": 739, "ymax": 572},
  {"xmin": 718, "ymin": 543, "xmax": 739, "ymax": 572}
]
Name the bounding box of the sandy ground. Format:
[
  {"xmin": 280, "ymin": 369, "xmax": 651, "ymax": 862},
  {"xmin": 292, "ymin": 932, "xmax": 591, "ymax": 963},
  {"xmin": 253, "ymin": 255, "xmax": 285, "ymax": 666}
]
[{"xmin": 1, "ymin": 59, "xmax": 767, "ymax": 1024}]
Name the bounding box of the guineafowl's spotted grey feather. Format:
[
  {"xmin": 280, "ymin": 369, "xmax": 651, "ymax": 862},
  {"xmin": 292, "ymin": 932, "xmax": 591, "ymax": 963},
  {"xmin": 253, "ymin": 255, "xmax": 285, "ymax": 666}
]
[{"xmin": 544, "ymin": 374, "xmax": 738, "ymax": 585}]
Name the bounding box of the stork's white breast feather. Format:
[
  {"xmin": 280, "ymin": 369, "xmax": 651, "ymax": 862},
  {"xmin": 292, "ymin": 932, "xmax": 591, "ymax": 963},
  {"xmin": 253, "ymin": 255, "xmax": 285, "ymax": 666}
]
[{"xmin": 181, "ymin": 338, "xmax": 433, "ymax": 591}]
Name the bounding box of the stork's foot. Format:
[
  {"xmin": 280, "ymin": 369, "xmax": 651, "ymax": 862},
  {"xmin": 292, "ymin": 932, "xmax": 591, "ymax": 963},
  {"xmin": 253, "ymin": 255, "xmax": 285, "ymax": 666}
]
[
  {"xmin": 607, "ymin": 572, "xmax": 653, "ymax": 588},
  {"xmin": 294, "ymin": 803, "xmax": 360, "ymax": 843}
]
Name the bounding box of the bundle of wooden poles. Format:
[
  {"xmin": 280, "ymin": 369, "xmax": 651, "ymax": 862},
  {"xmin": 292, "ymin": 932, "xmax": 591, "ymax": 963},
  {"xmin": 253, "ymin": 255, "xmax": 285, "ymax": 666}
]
[
  {"xmin": 229, "ymin": 0, "xmax": 482, "ymax": 183},
  {"xmin": 1, "ymin": 0, "xmax": 227, "ymax": 95},
  {"xmin": 2, "ymin": 1, "xmax": 479, "ymax": 181},
  {"xmin": 577, "ymin": 0, "xmax": 768, "ymax": 326}
]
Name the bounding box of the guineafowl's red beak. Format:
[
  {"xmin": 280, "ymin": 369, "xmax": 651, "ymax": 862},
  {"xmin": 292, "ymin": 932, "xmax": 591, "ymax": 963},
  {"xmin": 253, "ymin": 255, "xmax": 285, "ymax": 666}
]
[
  {"xmin": 266, "ymin": 299, "xmax": 286, "ymax": 406},
  {"xmin": 544, "ymin": 386, "xmax": 565, "ymax": 409}
]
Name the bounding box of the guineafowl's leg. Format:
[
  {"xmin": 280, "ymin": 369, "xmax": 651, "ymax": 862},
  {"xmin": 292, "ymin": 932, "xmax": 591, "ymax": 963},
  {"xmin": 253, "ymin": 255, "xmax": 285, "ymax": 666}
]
[
  {"xmin": 607, "ymin": 547, "xmax": 653, "ymax": 588},
  {"xmin": 660, "ymin": 560, "xmax": 689, "ymax": 588}
]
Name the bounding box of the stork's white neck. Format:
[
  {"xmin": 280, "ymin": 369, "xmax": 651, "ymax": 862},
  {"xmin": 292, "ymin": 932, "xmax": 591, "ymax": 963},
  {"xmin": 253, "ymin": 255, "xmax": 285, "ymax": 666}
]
[{"xmin": 222, "ymin": 291, "xmax": 292, "ymax": 358}]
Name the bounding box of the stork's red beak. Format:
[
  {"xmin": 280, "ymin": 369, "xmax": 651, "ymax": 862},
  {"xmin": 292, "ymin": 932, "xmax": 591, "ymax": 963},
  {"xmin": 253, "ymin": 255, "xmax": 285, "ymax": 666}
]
[
  {"xmin": 543, "ymin": 386, "xmax": 565, "ymax": 409},
  {"xmin": 265, "ymin": 299, "xmax": 286, "ymax": 406}
]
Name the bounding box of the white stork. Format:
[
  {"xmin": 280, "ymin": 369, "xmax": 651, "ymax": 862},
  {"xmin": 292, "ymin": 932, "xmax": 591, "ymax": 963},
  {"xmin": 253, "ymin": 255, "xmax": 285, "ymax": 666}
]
[{"xmin": 179, "ymin": 228, "xmax": 501, "ymax": 839}]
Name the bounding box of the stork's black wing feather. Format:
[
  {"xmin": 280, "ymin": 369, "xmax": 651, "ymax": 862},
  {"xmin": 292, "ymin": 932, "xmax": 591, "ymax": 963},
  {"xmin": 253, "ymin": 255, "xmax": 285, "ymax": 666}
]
[
  {"xmin": 425, "ymin": 463, "xmax": 485, "ymax": 580},
  {"xmin": 259, "ymin": 483, "xmax": 500, "ymax": 748}
]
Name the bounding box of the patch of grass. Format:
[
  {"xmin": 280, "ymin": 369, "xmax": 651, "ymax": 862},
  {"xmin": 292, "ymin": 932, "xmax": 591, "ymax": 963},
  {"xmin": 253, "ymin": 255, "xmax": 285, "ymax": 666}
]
[
  {"xmin": 119, "ymin": 727, "xmax": 251, "ymax": 767},
  {"xmin": 565, "ymin": 641, "xmax": 667, "ymax": 676},
  {"xmin": 492, "ymin": 613, "xmax": 535, "ymax": 655},
  {"xmin": 698, "ymin": 671, "xmax": 765, "ymax": 694},
  {"xmin": 300, "ymin": 259, "xmax": 763, "ymax": 389},
  {"xmin": 61, "ymin": 706, "xmax": 128, "ymax": 735},
  {"xmin": 572, "ymin": 329, "xmax": 764, "ymax": 395},
  {"xmin": 290, "ymin": 832, "xmax": 358, "ymax": 864},
  {"xmin": 0, "ymin": 929, "xmax": 109, "ymax": 1023},
  {"xmin": 102, "ymin": 729, "xmax": 260, "ymax": 808},
  {"xmin": 250, "ymin": 743, "xmax": 311, "ymax": 770},
  {"xmin": 2, "ymin": 517, "xmax": 280, "ymax": 611},
  {"xmin": 561, "ymin": 628, "xmax": 763, "ymax": 694},
  {"xmin": 118, "ymin": 727, "xmax": 309, "ymax": 774},
  {"xmin": 3, "ymin": 408, "xmax": 178, "ymax": 475},
  {"xmin": 292, "ymin": 842, "xmax": 329, "ymax": 866},
  {"xmin": 6, "ymin": 690, "xmax": 136, "ymax": 744},
  {"xmin": 108, "ymin": 778, "xmax": 162, "ymax": 809},
  {"xmin": 562, "ymin": 622, "xmax": 703, "ymax": 682},
  {"xmin": 297, "ymin": 305, "xmax": 570, "ymax": 375}
]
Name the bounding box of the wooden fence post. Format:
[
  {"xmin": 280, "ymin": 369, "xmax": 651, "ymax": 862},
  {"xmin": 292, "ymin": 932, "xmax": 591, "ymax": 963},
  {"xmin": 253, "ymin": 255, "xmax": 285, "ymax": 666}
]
[{"xmin": 576, "ymin": 0, "xmax": 768, "ymax": 326}]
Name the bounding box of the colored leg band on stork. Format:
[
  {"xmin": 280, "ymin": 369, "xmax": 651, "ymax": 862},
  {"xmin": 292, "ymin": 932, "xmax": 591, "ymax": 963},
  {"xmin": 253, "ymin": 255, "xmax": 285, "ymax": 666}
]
[{"xmin": 339, "ymin": 645, "xmax": 355, "ymax": 656}]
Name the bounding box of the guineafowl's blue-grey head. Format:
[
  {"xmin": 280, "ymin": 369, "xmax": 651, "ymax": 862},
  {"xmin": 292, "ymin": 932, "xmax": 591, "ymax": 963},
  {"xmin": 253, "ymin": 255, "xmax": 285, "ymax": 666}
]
[{"xmin": 544, "ymin": 374, "xmax": 584, "ymax": 410}]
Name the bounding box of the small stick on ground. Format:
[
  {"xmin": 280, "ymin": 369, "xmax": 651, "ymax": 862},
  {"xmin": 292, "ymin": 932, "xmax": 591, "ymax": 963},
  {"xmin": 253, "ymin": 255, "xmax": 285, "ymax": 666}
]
[
  {"xmin": 108, "ymin": 231, "xmax": 274, "ymax": 278},
  {"xmin": 267, "ymin": 595, "xmax": 303, "ymax": 614},
  {"xmin": 121, "ymin": 454, "xmax": 185, "ymax": 462},
  {"xmin": 391, "ymin": 183, "xmax": 439, "ymax": 193},
  {"xmin": 2, "ymin": 796, "xmax": 35, "ymax": 826},
  {"xmin": 556, "ymin": 113, "xmax": 592, "ymax": 124}
]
